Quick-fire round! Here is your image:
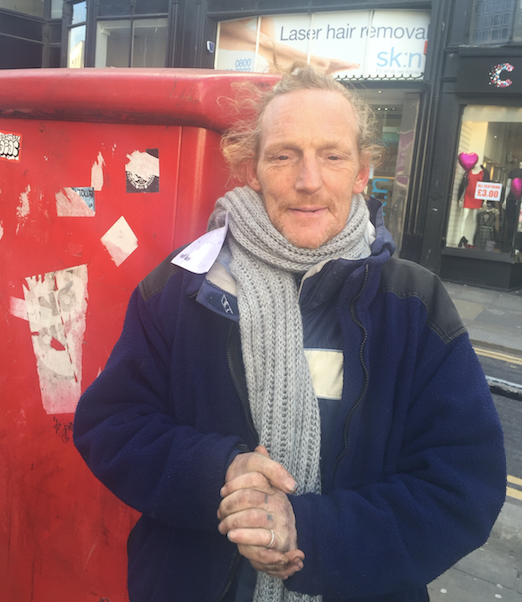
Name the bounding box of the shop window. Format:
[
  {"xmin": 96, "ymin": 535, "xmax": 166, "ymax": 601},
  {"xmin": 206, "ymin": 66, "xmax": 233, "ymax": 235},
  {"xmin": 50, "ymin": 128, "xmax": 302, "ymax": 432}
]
[
  {"xmin": 98, "ymin": 0, "xmax": 131, "ymax": 17},
  {"xmin": 51, "ymin": 0, "xmax": 62, "ymax": 19},
  {"xmin": 513, "ymin": 0, "xmax": 522, "ymax": 39},
  {"xmin": 67, "ymin": 1, "xmax": 86, "ymax": 67},
  {"xmin": 446, "ymin": 105, "xmax": 522, "ymax": 256},
  {"xmin": 470, "ymin": 0, "xmax": 516, "ymax": 44},
  {"xmin": 1, "ymin": 0, "xmax": 44, "ymax": 18},
  {"xmin": 356, "ymin": 91, "xmax": 421, "ymax": 252},
  {"xmin": 368, "ymin": 105, "xmax": 402, "ymax": 207},
  {"xmin": 134, "ymin": 0, "xmax": 168, "ymax": 14},
  {"xmin": 98, "ymin": 0, "xmax": 168, "ymax": 17},
  {"xmin": 95, "ymin": 17, "xmax": 167, "ymax": 67}
]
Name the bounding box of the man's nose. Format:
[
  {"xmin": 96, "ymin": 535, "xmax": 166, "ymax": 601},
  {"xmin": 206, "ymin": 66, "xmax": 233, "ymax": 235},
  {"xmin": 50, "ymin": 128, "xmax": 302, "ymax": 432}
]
[{"xmin": 295, "ymin": 156, "xmax": 322, "ymax": 194}]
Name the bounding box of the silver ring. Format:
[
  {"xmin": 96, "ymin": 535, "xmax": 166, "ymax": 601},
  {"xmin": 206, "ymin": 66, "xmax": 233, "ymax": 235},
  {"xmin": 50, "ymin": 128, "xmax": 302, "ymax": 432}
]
[{"xmin": 266, "ymin": 529, "xmax": 275, "ymax": 550}]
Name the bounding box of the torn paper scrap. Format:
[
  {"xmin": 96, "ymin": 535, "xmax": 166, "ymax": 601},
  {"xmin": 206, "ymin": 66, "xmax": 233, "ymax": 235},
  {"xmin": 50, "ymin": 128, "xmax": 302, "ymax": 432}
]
[
  {"xmin": 91, "ymin": 152, "xmax": 105, "ymax": 192},
  {"xmin": 56, "ymin": 187, "xmax": 95, "ymax": 217},
  {"xmin": 100, "ymin": 216, "xmax": 138, "ymax": 267},
  {"xmin": 22, "ymin": 265, "xmax": 88, "ymax": 415},
  {"xmin": 125, "ymin": 149, "xmax": 159, "ymax": 193}
]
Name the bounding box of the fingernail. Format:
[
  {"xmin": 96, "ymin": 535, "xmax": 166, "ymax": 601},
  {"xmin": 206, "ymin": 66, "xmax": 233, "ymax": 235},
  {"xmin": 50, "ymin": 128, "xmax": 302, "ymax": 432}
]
[{"xmin": 285, "ymin": 478, "xmax": 297, "ymax": 492}]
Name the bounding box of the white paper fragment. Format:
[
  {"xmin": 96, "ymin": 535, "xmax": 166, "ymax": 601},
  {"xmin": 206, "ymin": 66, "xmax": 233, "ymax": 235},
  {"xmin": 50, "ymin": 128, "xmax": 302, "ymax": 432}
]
[
  {"xmin": 100, "ymin": 216, "xmax": 138, "ymax": 267},
  {"xmin": 172, "ymin": 214, "xmax": 228, "ymax": 274},
  {"xmin": 91, "ymin": 152, "xmax": 105, "ymax": 191},
  {"xmin": 23, "ymin": 265, "xmax": 88, "ymax": 414},
  {"xmin": 125, "ymin": 150, "xmax": 160, "ymax": 180},
  {"xmin": 0, "ymin": 220, "xmax": 4, "ymax": 240},
  {"xmin": 17, "ymin": 185, "xmax": 30, "ymax": 219},
  {"xmin": 16, "ymin": 185, "xmax": 31, "ymax": 233},
  {"xmin": 56, "ymin": 187, "xmax": 95, "ymax": 217},
  {"xmin": 10, "ymin": 297, "xmax": 28, "ymax": 321}
]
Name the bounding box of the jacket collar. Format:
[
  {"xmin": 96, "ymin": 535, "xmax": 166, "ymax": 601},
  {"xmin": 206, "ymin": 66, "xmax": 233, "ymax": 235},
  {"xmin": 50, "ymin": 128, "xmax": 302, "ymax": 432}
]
[{"xmin": 175, "ymin": 197, "xmax": 394, "ymax": 321}]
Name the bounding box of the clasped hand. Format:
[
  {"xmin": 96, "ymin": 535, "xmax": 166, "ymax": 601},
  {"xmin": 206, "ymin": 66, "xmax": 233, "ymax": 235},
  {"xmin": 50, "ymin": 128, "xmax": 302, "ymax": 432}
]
[{"xmin": 217, "ymin": 445, "xmax": 305, "ymax": 580}]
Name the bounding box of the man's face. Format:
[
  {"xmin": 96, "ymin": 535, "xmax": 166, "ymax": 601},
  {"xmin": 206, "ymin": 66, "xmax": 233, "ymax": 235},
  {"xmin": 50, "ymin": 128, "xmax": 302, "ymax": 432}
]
[{"xmin": 246, "ymin": 89, "xmax": 370, "ymax": 249}]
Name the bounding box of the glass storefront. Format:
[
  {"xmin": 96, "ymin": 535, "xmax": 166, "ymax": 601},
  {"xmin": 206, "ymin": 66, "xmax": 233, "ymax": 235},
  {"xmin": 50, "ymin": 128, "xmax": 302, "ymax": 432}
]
[
  {"xmin": 64, "ymin": 0, "xmax": 169, "ymax": 68},
  {"xmin": 1, "ymin": 0, "xmax": 44, "ymax": 17},
  {"xmin": 95, "ymin": 18, "xmax": 168, "ymax": 67},
  {"xmin": 359, "ymin": 89, "xmax": 421, "ymax": 251},
  {"xmin": 446, "ymin": 105, "xmax": 522, "ymax": 256}
]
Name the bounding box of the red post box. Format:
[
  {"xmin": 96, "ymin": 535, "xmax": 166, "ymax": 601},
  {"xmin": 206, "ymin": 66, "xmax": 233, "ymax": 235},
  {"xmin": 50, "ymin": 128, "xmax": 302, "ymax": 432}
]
[{"xmin": 0, "ymin": 68, "xmax": 278, "ymax": 602}]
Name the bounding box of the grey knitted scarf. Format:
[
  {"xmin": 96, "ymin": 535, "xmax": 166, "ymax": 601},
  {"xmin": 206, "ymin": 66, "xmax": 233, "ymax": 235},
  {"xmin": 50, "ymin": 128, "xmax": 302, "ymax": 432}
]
[{"xmin": 209, "ymin": 186, "xmax": 370, "ymax": 602}]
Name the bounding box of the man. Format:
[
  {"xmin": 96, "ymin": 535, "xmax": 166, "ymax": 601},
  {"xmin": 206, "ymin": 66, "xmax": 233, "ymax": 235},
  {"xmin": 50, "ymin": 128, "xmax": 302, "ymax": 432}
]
[{"xmin": 74, "ymin": 64, "xmax": 506, "ymax": 602}]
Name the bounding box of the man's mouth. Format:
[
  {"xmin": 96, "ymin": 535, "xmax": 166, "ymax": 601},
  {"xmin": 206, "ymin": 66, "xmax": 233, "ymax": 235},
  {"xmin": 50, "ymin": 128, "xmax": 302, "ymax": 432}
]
[{"xmin": 290, "ymin": 207, "xmax": 326, "ymax": 213}]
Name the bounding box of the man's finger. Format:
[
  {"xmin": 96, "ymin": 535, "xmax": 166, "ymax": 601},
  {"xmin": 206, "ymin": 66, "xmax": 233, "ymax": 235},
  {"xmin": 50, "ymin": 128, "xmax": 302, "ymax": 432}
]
[
  {"xmin": 250, "ymin": 559, "xmax": 304, "ymax": 580},
  {"xmin": 226, "ymin": 526, "xmax": 279, "ymax": 548},
  {"xmin": 218, "ymin": 508, "xmax": 269, "ymax": 535},
  {"xmin": 255, "ymin": 445, "xmax": 270, "ymax": 458},
  {"xmin": 217, "ymin": 488, "xmax": 270, "ymax": 520},
  {"xmin": 220, "ymin": 470, "xmax": 275, "ymax": 499},
  {"xmin": 248, "ymin": 549, "xmax": 305, "ymax": 579},
  {"xmin": 226, "ymin": 450, "xmax": 297, "ymax": 493}
]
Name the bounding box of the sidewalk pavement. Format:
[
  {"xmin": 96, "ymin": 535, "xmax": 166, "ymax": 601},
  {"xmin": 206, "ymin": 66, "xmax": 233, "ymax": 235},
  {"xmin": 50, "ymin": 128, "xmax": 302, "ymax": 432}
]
[
  {"xmin": 443, "ymin": 281, "xmax": 522, "ymax": 357},
  {"xmin": 427, "ymin": 280, "xmax": 522, "ymax": 602}
]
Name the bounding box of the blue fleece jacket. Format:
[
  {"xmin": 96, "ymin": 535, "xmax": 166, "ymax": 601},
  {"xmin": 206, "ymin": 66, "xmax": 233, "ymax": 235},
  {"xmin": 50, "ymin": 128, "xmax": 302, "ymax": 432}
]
[{"xmin": 74, "ymin": 198, "xmax": 506, "ymax": 602}]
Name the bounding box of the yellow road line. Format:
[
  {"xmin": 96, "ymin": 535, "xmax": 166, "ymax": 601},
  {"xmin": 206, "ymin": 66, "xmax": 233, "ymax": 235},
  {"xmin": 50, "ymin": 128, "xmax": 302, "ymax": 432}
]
[
  {"xmin": 506, "ymin": 474, "xmax": 522, "ymax": 500},
  {"xmin": 507, "ymin": 474, "xmax": 522, "ymax": 487},
  {"xmin": 507, "ymin": 486, "xmax": 522, "ymax": 501},
  {"xmin": 474, "ymin": 347, "xmax": 522, "ymax": 366}
]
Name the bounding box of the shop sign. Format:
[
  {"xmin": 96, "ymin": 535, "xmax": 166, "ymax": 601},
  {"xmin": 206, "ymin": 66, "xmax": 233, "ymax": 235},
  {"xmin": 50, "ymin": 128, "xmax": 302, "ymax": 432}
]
[
  {"xmin": 475, "ymin": 181, "xmax": 503, "ymax": 201},
  {"xmin": 215, "ymin": 10, "xmax": 430, "ymax": 80},
  {"xmin": 457, "ymin": 57, "xmax": 522, "ymax": 94}
]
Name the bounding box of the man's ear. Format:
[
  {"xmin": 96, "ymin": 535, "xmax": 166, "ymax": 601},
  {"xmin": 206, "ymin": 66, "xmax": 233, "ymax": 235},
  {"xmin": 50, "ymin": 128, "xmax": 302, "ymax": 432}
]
[
  {"xmin": 245, "ymin": 159, "xmax": 262, "ymax": 192},
  {"xmin": 353, "ymin": 163, "xmax": 370, "ymax": 195}
]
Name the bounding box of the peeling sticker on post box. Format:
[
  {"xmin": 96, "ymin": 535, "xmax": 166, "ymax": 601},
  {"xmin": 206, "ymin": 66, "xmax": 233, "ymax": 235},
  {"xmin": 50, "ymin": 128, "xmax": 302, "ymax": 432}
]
[
  {"xmin": 56, "ymin": 187, "xmax": 95, "ymax": 217},
  {"xmin": 16, "ymin": 185, "xmax": 31, "ymax": 234},
  {"xmin": 22, "ymin": 265, "xmax": 88, "ymax": 415},
  {"xmin": 91, "ymin": 152, "xmax": 105, "ymax": 191},
  {"xmin": 101, "ymin": 216, "xmax": 138, "ymax": 266},
  {"xmin": 126, "ymin": 149, "xmax": 159, "ymax": 193},
  {"xmin": 0, "ymin": 131, "xmax": 22, "ymax": 161},
  {"xmin": 72, "ymin": 187, "xmax": 95, "ymax": 210}
]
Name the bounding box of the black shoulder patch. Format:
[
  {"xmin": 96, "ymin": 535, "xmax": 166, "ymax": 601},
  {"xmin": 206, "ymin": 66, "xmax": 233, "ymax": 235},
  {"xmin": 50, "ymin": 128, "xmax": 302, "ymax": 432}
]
[
  {"xmin": 380, "ymin": 258, "xmax": 467, "ymax": 344},
  {"xmin": 138, "ymin": 245, "xmax": 188, "ymax": 303}
]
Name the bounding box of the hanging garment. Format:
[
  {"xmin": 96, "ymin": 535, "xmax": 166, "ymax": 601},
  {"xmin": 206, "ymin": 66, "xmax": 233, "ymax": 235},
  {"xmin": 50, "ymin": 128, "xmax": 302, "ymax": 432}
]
[
  {"xmin": 463, "ymin": 170, "xmax": 486, "ymax": 210},
  {"xmin": 474, "ymin": 208, "xmax": 497, "ymax": 250}
]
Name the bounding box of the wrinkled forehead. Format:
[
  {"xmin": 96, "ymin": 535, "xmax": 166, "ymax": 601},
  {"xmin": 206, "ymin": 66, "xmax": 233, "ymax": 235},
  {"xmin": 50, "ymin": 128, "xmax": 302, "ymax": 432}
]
[{"xmin": 257, "ymin": 89, "xmax": 360, "ymax": 147}]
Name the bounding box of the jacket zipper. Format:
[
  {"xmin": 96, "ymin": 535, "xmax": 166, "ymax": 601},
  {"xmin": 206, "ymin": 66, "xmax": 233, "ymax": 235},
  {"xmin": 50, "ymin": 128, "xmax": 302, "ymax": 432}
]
[
  {"xmin": 215, "ymin": 551, "xmax": 242, "ymax": 602},
  {"xmin": 227, "ymin": 321, "xmax": 258, "ymax": 444},
  {"xmin": 218, "ymin": 324, "xmax": 258, "ymax": 601},
  {"xmin": 334, "ymin": 264, "xmax": 370, "ymax": 472}
]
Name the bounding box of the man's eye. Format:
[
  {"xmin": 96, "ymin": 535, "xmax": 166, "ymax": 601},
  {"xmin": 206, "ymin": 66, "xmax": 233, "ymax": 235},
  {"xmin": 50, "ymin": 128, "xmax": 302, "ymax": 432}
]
[
  {"xmin": 328, "ymin": 155, "xmax": 340, "ymax": 161},
  {"xmin": 277, "ymin": 155, "xmax": 289, "ymax": 161}
]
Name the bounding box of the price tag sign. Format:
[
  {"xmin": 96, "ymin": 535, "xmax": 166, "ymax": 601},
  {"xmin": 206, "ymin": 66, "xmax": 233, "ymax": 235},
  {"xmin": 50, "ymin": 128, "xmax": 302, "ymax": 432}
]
[{"xmin": 474, "ymin": 181, "xmax": 503, "ymax": 201}]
